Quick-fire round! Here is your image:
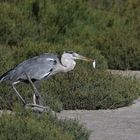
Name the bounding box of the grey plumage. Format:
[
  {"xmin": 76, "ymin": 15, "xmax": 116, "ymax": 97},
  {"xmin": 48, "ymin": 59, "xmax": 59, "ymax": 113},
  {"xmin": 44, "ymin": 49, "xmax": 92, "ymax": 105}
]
[{"xmin": 0, "ymin": 53, "xmax": 60, "ymax": 83}]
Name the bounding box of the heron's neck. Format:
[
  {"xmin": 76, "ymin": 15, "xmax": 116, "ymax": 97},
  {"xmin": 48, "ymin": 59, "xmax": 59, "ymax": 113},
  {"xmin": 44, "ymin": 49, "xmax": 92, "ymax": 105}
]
[{"xmin": 61, "ymin": 55, "xmax": 76, "ymax": 72}]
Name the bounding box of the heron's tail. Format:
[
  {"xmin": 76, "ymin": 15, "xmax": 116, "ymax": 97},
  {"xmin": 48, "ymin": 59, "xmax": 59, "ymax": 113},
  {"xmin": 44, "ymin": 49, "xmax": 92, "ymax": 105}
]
[
  {"xmin": 0, "ymin": 72, "xmax": 7, "ymax": 83},
  {"xmin": 0, "ymin": 76, "xmax": 3, "ymax": 83},
  {"xmin": 0, "ymin": 69, "xmax": 12, "ymax": 83}
]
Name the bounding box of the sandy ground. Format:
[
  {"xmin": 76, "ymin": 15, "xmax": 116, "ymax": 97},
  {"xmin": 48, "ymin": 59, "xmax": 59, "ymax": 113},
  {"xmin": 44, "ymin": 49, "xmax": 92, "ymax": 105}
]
[
  {"xmin": 57, "ymin": 70, "xmax": 140, "ymax": 140},
  {"xmin": 108, "ymin": 70, "xmax": 140, "ymax": 79},
  {"xmin": 57, "ymin": 98, "xmax": 140, "ymax": 140}
]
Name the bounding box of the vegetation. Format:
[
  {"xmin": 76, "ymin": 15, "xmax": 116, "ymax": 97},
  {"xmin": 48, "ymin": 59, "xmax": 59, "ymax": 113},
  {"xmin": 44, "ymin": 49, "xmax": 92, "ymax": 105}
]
[
  {"xmin": 42, "ymin": 70, "xmax": 140, "ymax": 110},
  {"xmin": 0, "ymin": 0, "xmax": 139, "ymax": 69},
  {"xmin": 0, "ymin": 0, "xmax": 139, "ymax": 110},
  {"xmin": 0, "ymin": 44, "xmax": 140, "ymax": 111},
  {"xmin": 0, "ymin": 111, "xmax": 89, "ymax": 140},
  {"xmin": 90, "ymin": 0, "xmax": 140, "ymax": 70},
  {"xmin": 0, "ymin": 0, "xmax": 140, "ymax": 139}
]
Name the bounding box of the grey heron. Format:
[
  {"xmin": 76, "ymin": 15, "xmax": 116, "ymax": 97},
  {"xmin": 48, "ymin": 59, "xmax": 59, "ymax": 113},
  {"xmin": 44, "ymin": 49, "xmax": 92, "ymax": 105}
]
[{"xmin": 0, "ymin": 51, "xmax": 95, "ymax": 109}]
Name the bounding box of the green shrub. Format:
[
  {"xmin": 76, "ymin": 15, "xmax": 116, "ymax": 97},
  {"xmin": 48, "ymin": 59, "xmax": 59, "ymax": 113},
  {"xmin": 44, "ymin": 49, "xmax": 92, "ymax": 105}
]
[
  {"xmin": 0, "ymin": 2, "xmax": 37, "ymax": 46},
  {"xmin": 59, "ymin": 119, "xmax": 90, "ymax": 140},
  {"xmin": 43, "ymin": 94, "xmax": 63, "ymax": 112},
  {"xmin": 42, "ymin": 69, "xmax": 140, "ymax": 110},
  {"xmin": 0, "ymin": 111, "xmax": 89, "ymax": 140},
  {"xmin": 93, "ymin": 10, "xmax": 140, "ymax": 70},
  {"xmin": 0, "ymin": 0, "xmax": 140, "ymax": 69},
  {"xmin": 90, "ymin": 0, "xmax": 140, "ymax": 70},
  {"xmin": 0, "ymin": 0, "xmax": 93, "ymax": 45},
  {"xmin": 0, "ymin": 45, "xmax": 15, "ymax": 74}
]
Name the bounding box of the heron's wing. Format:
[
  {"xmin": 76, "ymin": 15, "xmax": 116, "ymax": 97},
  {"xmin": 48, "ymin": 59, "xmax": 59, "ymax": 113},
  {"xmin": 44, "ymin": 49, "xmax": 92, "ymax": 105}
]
[{"xmin": 11, "ymin": 54, "xmax": 59, "ymax": 81}]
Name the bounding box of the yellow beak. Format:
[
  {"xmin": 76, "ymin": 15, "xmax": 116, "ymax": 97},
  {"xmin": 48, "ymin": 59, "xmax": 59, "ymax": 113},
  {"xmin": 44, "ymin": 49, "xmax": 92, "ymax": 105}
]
[{"xmin": 78, "ymin": 55, "xmax": 93, "ymax": 62}]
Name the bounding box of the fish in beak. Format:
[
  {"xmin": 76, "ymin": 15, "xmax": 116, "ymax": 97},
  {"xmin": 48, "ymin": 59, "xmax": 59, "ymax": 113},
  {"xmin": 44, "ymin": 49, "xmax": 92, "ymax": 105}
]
[{"xmin": 93, "ymin": 60, "xmax": 96, "ymax": 69}]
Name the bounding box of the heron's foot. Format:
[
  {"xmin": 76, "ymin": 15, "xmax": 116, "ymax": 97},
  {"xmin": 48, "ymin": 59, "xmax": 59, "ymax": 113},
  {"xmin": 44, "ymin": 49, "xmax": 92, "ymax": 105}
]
[{"xmin": 25, "ymin": 103, "xmax": 55, "ymax": 115}]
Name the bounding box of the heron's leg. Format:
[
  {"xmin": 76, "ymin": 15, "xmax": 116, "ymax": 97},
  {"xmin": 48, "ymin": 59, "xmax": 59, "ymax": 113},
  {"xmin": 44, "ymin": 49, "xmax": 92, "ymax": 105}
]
[
  {"xmin": 34, "ymin": 81, "xmax": 45, "ymax": 105},
  {"xmin": 25, "ymin": 73, "xmax": 43, "ymax": 105},
  {"xmin": 24, "ymin": 75, "xmax": 55, "ymax": 115},
  {"xmin": 33, "ymin": 94, "xmax": 36, "ymax": 104},
  {"xmin": 12, "ymin": 83, "xmax": 26, "ymax": 105}
]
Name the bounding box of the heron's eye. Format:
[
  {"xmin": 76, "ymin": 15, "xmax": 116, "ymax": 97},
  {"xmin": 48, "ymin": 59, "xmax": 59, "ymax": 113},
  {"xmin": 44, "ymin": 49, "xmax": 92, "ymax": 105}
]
[
  {"xmin": 72, "ymin": 52, "xmax": 78, "ymax": 57},
  {"xmin": 72, "ymin": 53, "xmax": 76, "ymax": 57},
  {"xmin": 65, "ymin": 51, "xmax": 77, "ymax": 57}
]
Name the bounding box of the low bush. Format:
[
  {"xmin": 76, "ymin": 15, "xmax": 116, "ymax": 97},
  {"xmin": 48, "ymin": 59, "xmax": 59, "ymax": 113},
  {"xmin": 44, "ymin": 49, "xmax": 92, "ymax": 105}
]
[
  {"xmin": 0, "ymin": 0, "xmax": 93, "ymax": 46},
  {"xmin": 0, "ymin": 2, "xmax": 37, "ymax": 46},
  {"xmin": 42, "ymin": 69, "xmax": 140, "ymax": 110},
  {"xmin": 0, "ymin": 0, "xmax": 140, "ymax": 69},
  {"xmin": 0, "ymin": 111, "xmax": 89, "ymax": 140},
  {"xmin": 59, "ymin": 119, "xmax": 90, "ymax": 140},
  {"xmin": 90, "ymin": 0, "xmax": 140, "ymax": 70}
]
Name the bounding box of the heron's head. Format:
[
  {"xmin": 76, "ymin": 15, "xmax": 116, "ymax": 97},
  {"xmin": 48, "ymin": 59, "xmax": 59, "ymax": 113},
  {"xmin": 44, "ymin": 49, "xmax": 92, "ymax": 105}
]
[
  {"xmin": 62, "ymin": 51, "xmax": 96, "ymax": 68},
  {"xmin": 63, "ymin": 51, "xmax": 94, "ymax": 62}
]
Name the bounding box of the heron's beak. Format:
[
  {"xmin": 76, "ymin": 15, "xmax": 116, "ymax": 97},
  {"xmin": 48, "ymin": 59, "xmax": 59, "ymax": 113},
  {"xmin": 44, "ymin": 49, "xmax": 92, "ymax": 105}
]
[
  {"xmin": 77, "ymin": 55, "xmax": 93, "ymax": 62},
  {"xmin": 76, "ymin": 54, "xmax": 96, "ymax": 68}
]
